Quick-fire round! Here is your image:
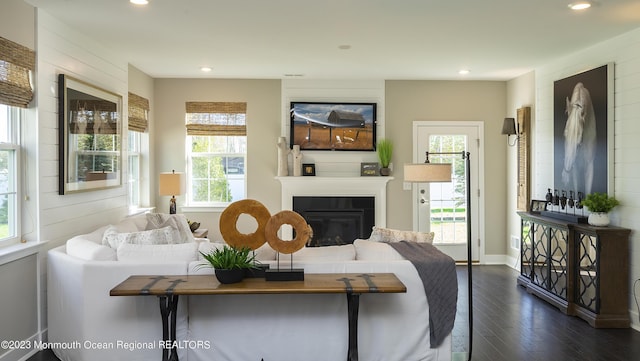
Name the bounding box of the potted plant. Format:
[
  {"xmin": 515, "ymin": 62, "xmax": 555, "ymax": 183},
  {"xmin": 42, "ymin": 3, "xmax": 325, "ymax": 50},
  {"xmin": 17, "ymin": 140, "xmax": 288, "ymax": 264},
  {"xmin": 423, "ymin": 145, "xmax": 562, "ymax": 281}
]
[
  {"xmin": 580, "ymin": 192, "xmax": 620, "ymax": 226},
  {"xmin": 377, "ymin": 138, "xmax": 393, "ymax": 176},
  {"xmin": 199, "ymin": 246, "xmax": 258, "ymax": 284}
]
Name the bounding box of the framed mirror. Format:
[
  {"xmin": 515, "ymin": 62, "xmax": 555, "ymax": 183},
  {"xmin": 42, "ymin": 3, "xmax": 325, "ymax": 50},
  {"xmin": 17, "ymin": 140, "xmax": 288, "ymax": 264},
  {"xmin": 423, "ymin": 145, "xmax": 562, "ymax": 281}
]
[{"xmin": 58, "ymin": 74, "xmax": 123, "ymax": 194}]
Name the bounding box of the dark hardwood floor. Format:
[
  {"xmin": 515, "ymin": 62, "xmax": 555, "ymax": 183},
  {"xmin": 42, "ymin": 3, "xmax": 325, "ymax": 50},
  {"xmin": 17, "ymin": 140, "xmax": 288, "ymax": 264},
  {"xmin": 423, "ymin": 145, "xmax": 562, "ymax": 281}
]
[
  {"xmin": 29, "ymin": 265, "xmax": 640, "ymax": 361},
  {"xmin": 453, "ymin": 265, "xmax": 640, "ymax": 361}
]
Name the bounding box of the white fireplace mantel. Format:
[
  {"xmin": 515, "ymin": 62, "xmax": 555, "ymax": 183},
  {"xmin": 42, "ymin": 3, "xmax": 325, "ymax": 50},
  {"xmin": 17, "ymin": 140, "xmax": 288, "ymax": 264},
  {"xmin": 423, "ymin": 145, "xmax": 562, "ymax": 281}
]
[{"xmin": 276, "ymin": 176, "xmax": 393, "ymax": 228}]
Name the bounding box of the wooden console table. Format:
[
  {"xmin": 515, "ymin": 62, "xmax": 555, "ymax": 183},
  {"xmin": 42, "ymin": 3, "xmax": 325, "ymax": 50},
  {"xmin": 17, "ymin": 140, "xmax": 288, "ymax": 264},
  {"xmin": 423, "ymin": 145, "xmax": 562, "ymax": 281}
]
[
  {"xmin": 517, "ymin": 211, "xmax": 631, "ymax": 328},
  {"xmin": 110, "ymin": 273, "xmax": 406, "ymax": 361}
]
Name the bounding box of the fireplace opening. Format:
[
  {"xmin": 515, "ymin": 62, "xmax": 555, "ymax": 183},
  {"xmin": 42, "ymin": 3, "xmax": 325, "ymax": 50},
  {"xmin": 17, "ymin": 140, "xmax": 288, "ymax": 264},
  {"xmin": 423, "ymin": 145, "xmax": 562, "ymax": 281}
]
[{"xmin": 293, "ymin": 196, "xmax": 375, "ymax": 247}]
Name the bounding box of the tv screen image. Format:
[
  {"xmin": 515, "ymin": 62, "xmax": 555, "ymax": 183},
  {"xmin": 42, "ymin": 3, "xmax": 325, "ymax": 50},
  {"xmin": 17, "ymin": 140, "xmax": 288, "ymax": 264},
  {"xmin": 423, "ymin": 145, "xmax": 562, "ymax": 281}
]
[{"xmin": 290, "ymin": 102, "xmax": 376, "ymax": 151}]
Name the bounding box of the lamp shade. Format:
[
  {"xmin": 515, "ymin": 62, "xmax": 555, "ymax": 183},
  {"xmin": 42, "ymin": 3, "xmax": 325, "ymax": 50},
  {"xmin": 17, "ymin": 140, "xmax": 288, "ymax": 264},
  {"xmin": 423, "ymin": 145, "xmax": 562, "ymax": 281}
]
[
  {"xmin": 159, "ymin": 171, "xmax": 185, "ymax": 196},
  {"xmin": 501, "ymin": 118, "xmax": 517, "ymax": 135},
  {"xmin": 403, "ymin": 163, "xmax": 452, "ymax": 183}
]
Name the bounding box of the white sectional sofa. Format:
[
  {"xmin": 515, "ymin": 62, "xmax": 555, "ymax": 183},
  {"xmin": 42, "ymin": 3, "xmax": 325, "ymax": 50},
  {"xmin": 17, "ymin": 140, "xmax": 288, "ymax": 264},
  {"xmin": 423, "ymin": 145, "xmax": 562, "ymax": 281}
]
[{"xmin": 47, "ymin": 214, "xmax": 453, "ymax": 361}]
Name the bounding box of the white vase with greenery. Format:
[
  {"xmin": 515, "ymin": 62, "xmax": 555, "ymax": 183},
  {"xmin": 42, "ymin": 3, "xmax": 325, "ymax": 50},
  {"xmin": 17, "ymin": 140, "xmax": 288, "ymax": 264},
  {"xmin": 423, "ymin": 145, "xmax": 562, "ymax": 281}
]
[{"xmin": 580, "ymin": 192, "xmax": 620, "ymax": 227}]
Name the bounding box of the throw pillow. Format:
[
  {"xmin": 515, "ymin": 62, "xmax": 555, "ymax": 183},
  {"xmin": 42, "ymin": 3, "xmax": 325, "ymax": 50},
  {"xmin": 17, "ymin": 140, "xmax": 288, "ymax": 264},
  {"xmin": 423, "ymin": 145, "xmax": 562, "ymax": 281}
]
[
  {"xmin": 145, "ymin": 213, "xmax": 195, "ymax": 244},
  {"xmin": 353, "ymin": 239, "xmax": 405, "ymax": 261},
  {"xmin": 102, "ymin": 225, "xmax": 175, "ymax": 249},
  {"xmin": 369, "ymin": 226, "xmax": 434, "ymax": 243}
]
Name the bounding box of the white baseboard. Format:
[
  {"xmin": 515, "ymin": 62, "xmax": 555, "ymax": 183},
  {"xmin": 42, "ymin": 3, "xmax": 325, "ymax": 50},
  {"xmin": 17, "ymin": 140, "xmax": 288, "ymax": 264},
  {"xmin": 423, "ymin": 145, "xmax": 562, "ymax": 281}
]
[
  {"xmin": 0, "ymin": 332, "xmax": 41, "ymax": 361},
  {"xmin": 481, "ymin": 254, "xmax": 518, "ymax": 269}
]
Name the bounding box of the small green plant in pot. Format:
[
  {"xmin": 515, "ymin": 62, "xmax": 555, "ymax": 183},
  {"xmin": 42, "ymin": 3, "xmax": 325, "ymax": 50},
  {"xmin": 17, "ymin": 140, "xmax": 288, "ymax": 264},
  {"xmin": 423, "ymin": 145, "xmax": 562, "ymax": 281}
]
[
  {"xmin": 198, "ymin": 246, "xmax": 258, "ymax": 284},
  {"xmin": 581, "ymin": 192, "xmax": 620, "ymax": 227},
  {"xmin": 377, "ymin": 138, "xmax": 393, "ymax": 176}
]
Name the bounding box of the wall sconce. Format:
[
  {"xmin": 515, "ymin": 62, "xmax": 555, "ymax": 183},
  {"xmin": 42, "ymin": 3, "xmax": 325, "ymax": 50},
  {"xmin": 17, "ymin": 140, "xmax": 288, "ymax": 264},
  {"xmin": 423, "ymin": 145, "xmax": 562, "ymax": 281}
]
[
  {"xmin": 159, "ymin": 170, "xmax": 185, "ymax": 214},
  {"xmin": 501, "ymin": 117, "xmax": 519, "ymax": 147}
]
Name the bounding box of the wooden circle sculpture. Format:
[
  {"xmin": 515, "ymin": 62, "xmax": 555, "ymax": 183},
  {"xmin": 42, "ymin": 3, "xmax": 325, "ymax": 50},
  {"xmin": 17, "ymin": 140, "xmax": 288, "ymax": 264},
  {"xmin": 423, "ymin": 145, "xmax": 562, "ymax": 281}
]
[
  {"xmin": 265, "ymin": 210, "xmax": 312, "ymax": 254},
  {"xmin": 219, "ymin": 199, "xmax": 271, "ymax": 250}
]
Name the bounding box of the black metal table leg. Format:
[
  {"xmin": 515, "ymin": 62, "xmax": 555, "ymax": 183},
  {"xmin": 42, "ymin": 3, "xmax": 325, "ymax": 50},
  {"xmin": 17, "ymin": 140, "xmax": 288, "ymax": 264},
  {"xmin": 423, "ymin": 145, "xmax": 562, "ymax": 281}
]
[
  {"xmin": 158, "ymin": 295, "xmax": 180, "ymax": 361},
  {"xmin": 346, "ymin": 293, "xmax": 360, "ymax": 361}
]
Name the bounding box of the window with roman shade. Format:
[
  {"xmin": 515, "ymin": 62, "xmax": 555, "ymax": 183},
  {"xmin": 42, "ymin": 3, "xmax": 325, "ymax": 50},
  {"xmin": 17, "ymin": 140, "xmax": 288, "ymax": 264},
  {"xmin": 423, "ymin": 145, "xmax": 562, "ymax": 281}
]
[
  {"xmin": 0, "ymin": 36, "xmax": 35, "ymax": 108},
  {"xmin": 128, "ymin": 92, "xmax": 149, "ymax": 133},
  {"xmin": 185, "ymin": 102, "xmax": 247, "ymax": 206}
]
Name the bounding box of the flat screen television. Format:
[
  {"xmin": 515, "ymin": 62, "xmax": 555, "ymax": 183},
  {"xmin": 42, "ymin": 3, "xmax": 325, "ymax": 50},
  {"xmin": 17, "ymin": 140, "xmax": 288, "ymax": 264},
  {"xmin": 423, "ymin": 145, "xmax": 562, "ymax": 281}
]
[{"xmin": 290, "ymin": 101, "xmax": 376, "ymax": 151}]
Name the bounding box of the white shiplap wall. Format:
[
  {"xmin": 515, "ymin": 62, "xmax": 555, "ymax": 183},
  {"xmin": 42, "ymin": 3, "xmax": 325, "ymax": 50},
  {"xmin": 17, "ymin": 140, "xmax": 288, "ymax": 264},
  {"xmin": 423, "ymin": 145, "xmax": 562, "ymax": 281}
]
[
  {"xmin": 281, "ymin": 79, "xmax": 385, "ymax": 176},
  {"xmin": 534, "ymin": 27, "xmax": 640, "ymax": 328},
  {"xmin": 35, "ymin": 10, "xmax": 130, "ymax": 248}
]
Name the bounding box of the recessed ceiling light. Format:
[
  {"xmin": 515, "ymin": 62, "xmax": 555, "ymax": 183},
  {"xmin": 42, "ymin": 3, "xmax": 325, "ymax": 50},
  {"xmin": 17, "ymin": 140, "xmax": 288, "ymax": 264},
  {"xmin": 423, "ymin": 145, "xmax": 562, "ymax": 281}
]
[
  {"xmin": 130, "ymin": 0, "xmax": 149, "ymax": 5},
  {"xmin": 338, "ymin": 45, "xmax": 351, "ymax": 50},
  {"xmin": 568, "ymin": 2, "xmax": 591, "ymax": 10},
  {"xmin": 458, "ymin": 69, "xmax": 470, "ymax": 75},
  {"xmin": 200, "ymin": 67, "xmax": 212, "ymax": 72}
]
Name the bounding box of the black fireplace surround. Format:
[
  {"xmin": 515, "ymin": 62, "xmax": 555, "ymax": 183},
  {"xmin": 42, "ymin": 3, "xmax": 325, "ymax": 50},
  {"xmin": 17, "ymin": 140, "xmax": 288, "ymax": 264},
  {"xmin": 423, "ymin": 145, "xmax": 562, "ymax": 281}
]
[{"xmin": 293, "ymin": 196, "xmax": 375, "ymax": 247}]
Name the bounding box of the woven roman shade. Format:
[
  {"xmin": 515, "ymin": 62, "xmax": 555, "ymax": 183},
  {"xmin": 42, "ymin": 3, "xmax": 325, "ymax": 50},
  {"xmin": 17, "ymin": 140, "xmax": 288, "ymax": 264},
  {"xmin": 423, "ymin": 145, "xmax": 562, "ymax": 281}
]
[
  {"xmin": 128, "ymin": 92, "xmax": 149, "ymax": 132},
  {"xmin": 185, "ymin": 101, "xmax": 247, "ymax": 136},
  {"xmin": 0, "ymin": 36, "xmax": 35, "ymax": 108}
]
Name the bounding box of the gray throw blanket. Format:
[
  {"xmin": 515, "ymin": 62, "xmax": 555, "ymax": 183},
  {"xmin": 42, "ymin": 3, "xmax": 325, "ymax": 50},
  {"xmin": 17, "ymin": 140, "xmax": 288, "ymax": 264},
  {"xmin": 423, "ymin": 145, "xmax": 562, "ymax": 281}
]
[{"xmin": 388, "ymin": 241, "xmax": 458, "ymax": 348}]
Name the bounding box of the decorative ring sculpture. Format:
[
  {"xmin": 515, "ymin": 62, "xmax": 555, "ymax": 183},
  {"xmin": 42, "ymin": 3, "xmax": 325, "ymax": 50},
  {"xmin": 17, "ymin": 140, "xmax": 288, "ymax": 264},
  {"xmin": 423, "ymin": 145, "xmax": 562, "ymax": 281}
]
[
  {"xmin": 219, "ymin": 199, "xmax": 271, "ymax": 250},
  {"xmin": 265, "ymin": 210, "xmax": 312, "ymax": 254}
]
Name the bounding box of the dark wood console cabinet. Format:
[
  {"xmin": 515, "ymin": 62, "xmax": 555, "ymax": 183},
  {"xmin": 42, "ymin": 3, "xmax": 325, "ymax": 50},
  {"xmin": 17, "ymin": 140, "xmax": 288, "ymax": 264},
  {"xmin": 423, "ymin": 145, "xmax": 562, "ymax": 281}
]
[{"xmin": 517, "ymin": 212, "xmax": 631, "ymax": 328}]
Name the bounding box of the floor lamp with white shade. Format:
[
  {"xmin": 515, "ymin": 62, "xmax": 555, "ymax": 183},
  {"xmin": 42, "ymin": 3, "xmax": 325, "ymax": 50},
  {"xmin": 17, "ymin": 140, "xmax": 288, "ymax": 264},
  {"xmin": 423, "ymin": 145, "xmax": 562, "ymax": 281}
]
[{"xmin": 404, "ymin": 151, "xmax": 473, "ymax": 361}]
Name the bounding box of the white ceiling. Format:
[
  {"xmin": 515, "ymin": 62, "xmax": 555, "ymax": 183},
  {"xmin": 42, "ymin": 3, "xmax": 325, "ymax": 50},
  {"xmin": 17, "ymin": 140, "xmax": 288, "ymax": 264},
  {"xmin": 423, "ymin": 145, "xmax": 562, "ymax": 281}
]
[{"xmin": 26, "ymin": 0, "xmax": 640, "ymax": 80}]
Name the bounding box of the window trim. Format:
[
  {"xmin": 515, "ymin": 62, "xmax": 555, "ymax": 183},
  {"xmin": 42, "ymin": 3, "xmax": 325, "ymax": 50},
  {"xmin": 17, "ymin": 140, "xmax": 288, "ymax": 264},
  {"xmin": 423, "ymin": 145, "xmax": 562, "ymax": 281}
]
[
  {"xmin": 128, "ymin": 130, "xmax": 142, "ymax": 208},
  {"xmin": 0, "ymin": 121, "xmax": 21, "ymax": 248},
  {"xmin": 185, "ymin": 135, "xmax": 247, "ymax": 207}
]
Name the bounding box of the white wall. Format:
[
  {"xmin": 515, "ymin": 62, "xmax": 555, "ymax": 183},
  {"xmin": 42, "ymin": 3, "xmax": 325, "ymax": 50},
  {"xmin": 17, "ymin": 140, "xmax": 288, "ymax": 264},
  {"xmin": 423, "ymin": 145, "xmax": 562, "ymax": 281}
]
[
  {"xmin": 36, "ymin": 10, "xmax": 131, "ymax": 248},
  {"xmin": 281, "ymin": 79, "xmax": 384, "ymax": 176},
  {"xmin": 31, "ymin": 10, "xmax": 132, "ymax": 351},
  {"xmin": 505, "ymin": 72, "xmax": 536, "ymax": 264},
  {"xmin": 531, "ymin": 27, "xmax": 640, "ymax": 328}
]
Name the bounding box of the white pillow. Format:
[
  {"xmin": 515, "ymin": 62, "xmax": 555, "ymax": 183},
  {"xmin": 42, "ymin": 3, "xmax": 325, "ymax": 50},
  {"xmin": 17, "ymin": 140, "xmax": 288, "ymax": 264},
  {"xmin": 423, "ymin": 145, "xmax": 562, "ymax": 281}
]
[
  {"xmin": 286, "ymin": 244, "xmax": 356, "ymax": 262},
  {"xmin": 117, "ymin": 242, "xmax": 198, "ymax": 262},
  {"xmin": 66, "ymin": 236, "xmax": 117, "ymax": 261},
  {"xmin": 145, "ymin": 213, "xmax": 195, "ymax": 244},
  {"xmin": 102, "ymin": 225, "xmax": 175, "ymax": 249},
  {"xmin": 369, "ymin": 226, "xmax": 434, "ymax": 243},
  {"xmin": 353, "ymin": 239, "xmax": 405, "ymax": 261}
]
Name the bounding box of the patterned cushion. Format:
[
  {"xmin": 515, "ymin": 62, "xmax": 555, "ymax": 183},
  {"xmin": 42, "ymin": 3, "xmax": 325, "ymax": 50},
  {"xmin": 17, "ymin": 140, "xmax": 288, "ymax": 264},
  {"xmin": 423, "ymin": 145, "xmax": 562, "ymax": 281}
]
[
  {"xmin": 102, "ymin": 225, "xmax": 176, "ymax": 249},
  {"xmin": 369, "ymin": 226, "xmax": 434, "ymax": 243}
]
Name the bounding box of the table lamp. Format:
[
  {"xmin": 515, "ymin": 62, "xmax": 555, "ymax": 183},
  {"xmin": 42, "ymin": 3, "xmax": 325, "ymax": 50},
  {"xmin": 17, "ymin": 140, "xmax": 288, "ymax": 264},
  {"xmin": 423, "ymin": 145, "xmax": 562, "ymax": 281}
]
[{"xmin": 159, "ymin": 170, "xmax": 185, "ymax": 214}]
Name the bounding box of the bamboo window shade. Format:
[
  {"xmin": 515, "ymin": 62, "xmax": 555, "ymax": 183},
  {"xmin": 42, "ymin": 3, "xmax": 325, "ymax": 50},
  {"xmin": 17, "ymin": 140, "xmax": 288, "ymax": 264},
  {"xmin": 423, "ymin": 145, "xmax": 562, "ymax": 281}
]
[
  {"xmin": 185, "ymin": 102, "xmax": 247, "ymax": 136},
  {"xmin": 517, "ymin": 106, "xmax": 531, "ymax": 211},
  {"xmin": 0, "ymin": 36, "xmax": 35, "ymax": 108},
  {"xmin": 128, "ymin": 92, "xmax": 150, "ymax": 132}
]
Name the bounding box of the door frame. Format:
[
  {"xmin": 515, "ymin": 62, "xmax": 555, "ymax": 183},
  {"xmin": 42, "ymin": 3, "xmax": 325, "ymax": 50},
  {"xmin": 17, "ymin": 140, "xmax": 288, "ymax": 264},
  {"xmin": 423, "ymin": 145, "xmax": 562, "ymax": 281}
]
[{"xmin": 411, "ymin": 120, "xmax": 485, "ymax": 263}]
